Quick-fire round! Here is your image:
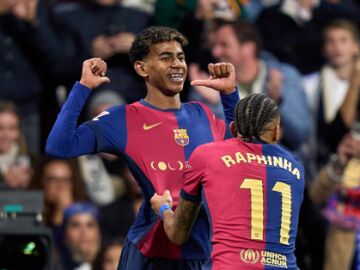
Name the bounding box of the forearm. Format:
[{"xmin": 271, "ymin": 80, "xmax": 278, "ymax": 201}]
[
  {"xmin": 309, "ymin": 168, "xmax": 338, "ymax": 206},
  {"xmin": 162, "ymin": 209, "xmax": 188, "ymax": 245},
  {"xmin": 340, "ymin": 82, "xmax": 360, "ymax": 128},
  {"xmin": 160, "ymin": 198, "xmax": 201, "ymax": 245}
]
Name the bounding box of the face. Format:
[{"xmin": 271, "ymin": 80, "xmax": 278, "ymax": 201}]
[
  {"xmin": 0, "ymin": 0, "xmax": 16, "ymax": 14},
  {"xmin": 211, "ymin": 25, "xmax": 247, "ymax": 67},
  {"xmin": 324, "ymin": 28, "xmax": 359, "ymax": 68},
  {"xmin": 140, "ymin": 41, "xmax": 187, "ymax": 96},
  {"xmin": 42, "ymin": 161, "xmax": 74, "ymax": 204},
  {"xmin": 65, "ymin": 213, "xmax": 100, "ymax": 257},
  {"xmin": 102, "ymin": 244, "xmax": 123, "ymax": 270},
  {"xmin": 0, "ymin": 112, "xmax": 20, "ymax": 153},
  {"xmin": 298, "ymin": 0, "xmax": 318, "ymax": 9}
]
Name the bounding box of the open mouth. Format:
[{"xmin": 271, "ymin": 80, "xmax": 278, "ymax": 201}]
[{"xmin": 168, "ymin": 73, "xmax": 184, "ymax": 82}]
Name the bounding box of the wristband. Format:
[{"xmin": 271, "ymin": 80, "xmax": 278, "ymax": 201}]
[{"xmin": 159, "ymin": 204, "xmax": 171, "ymax": 220}]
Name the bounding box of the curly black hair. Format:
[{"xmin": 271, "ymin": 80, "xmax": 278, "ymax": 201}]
[{"xmin": 129, "ymin": 26, "xmax": 188, "ymax": 64}]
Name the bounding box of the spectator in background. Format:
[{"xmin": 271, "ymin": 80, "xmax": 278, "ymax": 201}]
[
  {"xmin": 0, "ymin": 100, "xmax": 32, "ymax": 189},
  {"xmin": 58, "ymin": 203, "xmax": 101, "ymax": 270},
  {"xmin": 0, "ymin": 0, "xmax": 44, "ymax": 155},
  {"xmin": 302, "ymin": 19, "xmax": 360, "ymax": 173},
  {"xmin": 191, "ymin": 18, "xmax": 310, "ymax": 153},
  {"xmin": 92, "ymin": 238, "xmax": 124, "ymax": 270},
  {"xmin": 31, "ymin": 157, "xmax": 88, "ymax": 248},
  {"xmin": 309, "ymin": 130, "xmax": 360, "ymax": 270},
  {"xmin": 14, "ymin": 0, "xmax": 150, "ymax": 103},
  {"xmin": 78, "ymin": 90, "xmax": 126, "ymax": 206},
  {"xmin": 256, "ymin": 0, "xmax": 359, "ymax": 74}
]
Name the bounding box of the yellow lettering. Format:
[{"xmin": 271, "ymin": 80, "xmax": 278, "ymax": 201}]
[
  {"xmin": 221, "ymin": 155, "xmax": 235, "ymax": 167},
  {"xmin": 256, "ymin": 155, "xmax": 268, "ymax": 165},
  {"xmin": 292, "ymin": 168, "xmax": 301, "ymax": 180},
  {"xmin": 284, "ymin": 159, "xmax": 292, "ymax": 172},
  {"xmin": 235, "ymin": 152, "xmax": 247, "ymax": 163},
  {"xmin": 246, "ymin": 153, "xmax": 256, "ymax": 163},
  {"xmin": 267, "ymin": 156, "xmax": 273, "ymax": 166},
  {"xmin": 273, "ymin": 156, "xmax": 283, "ymax": 168}
]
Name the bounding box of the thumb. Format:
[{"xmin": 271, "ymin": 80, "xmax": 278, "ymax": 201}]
[
  {"xmin": 164, "ymin": 190, "xmax": 171, "ymax": 196},
  {"xmin": 191, "ymin": 79, "xmax": 213, "ymax": 88},
  {"xmin": 99, "ymin": 76, "xmax": 110, "ymax": 84}
]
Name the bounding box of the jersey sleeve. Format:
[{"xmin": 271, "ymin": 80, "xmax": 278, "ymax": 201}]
[
  {"xmin": 84, "ymin": 104, "xmax": 127, "ymax": 154},
  {"xmin": 46, "ymin": 81, "xmax": 97, "ymax": 158},
  {"xmin": 180, "ymin": 147, "xmax": 207, "ymax": 203},
  {"xmin": 220, "ymin": 89, "xmax": 239, "ymax": 125}
]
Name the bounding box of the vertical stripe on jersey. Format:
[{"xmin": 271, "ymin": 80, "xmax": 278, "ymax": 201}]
[
  {"xmin": 175, "ymin": 103, "xmax": 214, "ymax": 259},
  {"xmin": 236, "ymin": 143, "xmax": 267, "ymax": 269},
  {"xmin": 262, "ymin": 144, "xmax": 301, "ymax": 269},
  {"xmin": 176, "ymin": 103, "xmax": 215, "ymax": 160}
]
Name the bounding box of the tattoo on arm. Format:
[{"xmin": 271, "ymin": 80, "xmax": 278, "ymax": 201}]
[{"xmin": 174, "ymin": 198, "xmax": 201, "ymax": 234}]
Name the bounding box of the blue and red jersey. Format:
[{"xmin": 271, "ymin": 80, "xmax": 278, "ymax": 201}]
[
  {"xmin": 181, "ymin": 138, "xmax": 305, "ymax": 269},
  {"xmin": 46, "ymin": 82, "xmax": 238, "ymax": 260}
]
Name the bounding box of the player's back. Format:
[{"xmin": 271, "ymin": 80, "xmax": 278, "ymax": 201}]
[{"xmin": 193, "ymin": 138, "xmax": 304, "ymax": 269}]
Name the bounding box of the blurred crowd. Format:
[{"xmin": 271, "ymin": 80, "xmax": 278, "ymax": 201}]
[{"xmin": 0, "ymin": 0, "xmax": 360, "ymax": 269}]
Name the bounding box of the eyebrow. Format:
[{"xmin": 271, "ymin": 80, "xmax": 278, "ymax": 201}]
[{"xmin": 159, "ymin": 51, "xmax": 185, "ymax": 57}]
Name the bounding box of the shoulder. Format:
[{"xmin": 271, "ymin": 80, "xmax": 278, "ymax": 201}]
[{"xmin": 275, "ymin": 144, "xmax": 304, "ymax": 169}]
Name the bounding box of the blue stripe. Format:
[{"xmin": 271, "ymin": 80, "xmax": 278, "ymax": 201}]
[
  {"xmin": 122, "ymin": 154, "xmax": 158, "ymax": 244},
  {"xmin": 262, "ymin": 144, "xmax": 304, "ymax": 269},
  {"xmin": 176, "ymin": 103, "xmax": 214, "ymax": 160}
]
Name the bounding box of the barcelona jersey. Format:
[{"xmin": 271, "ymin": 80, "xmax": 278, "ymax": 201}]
[
  {"xmin": 181, "ymin": 138, "xmax": 305, "ymax": 269},
  {"xmin": 84, "ymin": 91, "xmax": 228, "ymax": 260}
]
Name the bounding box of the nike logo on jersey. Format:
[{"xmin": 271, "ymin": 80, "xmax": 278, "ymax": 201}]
[
  {"xmin": 143, "ymin": 122, "xmax": 163, "ymax": 130},
  {"xmin": 92, "ymin": 111, "xmax": 110, "ymax": 121}
]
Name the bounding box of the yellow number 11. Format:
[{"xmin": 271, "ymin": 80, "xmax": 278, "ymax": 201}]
[{"xmin": 240, "ymin": 178, "xmax": 292, "ymax": 245}]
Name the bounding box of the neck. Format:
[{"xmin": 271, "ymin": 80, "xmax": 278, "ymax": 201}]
[
  {"xmin": 235, "ymin": 58, "xmax": 260, "ymax": 83},
  {"xmin": 333, "ymin": 63, "xmax": 353, "ymax": 80},
  {"xmin": 144, "ymin": 87, "xmax": 181, "ymax": 110}
]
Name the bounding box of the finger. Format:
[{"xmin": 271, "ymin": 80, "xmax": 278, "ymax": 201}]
[
  {"xmin": 208, "ymin": 63, "xmax": 215, "ymax": 78},
  {"xmin": 213, "ymin": 64, "xmax": 222, "ymax": 78},
  {"xmin": 220, "ymin": 62, "xmax": 227, "ymax": 76},
  {"xmin": 100, "ymin": 76, "xmax": 110, "ymax": 84},
  {"xmin": 191, "ymin": 79, "xmax": 213, "ymax": 88}
]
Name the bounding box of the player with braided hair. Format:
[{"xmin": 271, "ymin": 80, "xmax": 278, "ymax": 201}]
[{"xmin": 151, "ymin": 94, "xmax": 305, "ymax": 269}]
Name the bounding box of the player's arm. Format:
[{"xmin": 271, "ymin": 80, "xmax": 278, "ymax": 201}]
[
  {"xmin": 191, "ymin": 63, "xmax": 238, "ymax": 125},
  {"xmin": 46, "ymin": 58, "xmax": 110, "ymax": 158},
  {"xmin": 151, "ymin": 191, "xmax": 201, "ymax": 245}
]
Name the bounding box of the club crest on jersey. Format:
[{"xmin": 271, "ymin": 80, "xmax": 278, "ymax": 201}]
[{"xmin": 173, "ymin": 129, "xmax": 189, "ymax": 146}]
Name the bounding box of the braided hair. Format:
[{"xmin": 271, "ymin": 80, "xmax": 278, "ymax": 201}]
[{"xmin": 234, "ymin": 94, "xmax": 280, "ymax": 142}]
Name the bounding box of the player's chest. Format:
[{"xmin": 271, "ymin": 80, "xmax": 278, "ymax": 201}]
[{"xmin": 125, "ymin": 110, "xmax": 214, "ymax": 151}]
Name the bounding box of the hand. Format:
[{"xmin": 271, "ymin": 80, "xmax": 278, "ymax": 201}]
[
  {"xmin": 189, "ymin": 63, "xmax": 220, "ymax": 104},
  {"xmin": 150, "ymin": 190, "xmax": 173, "ymax": 215},
  {"xmin": 79, "ymin": 58, "xmax": 110, "ymax": 89},
  {"xmin": 109, "ymin": 32, "xmax": 135, "ymax": 54},
  {"xmin": 337, "ymin": 133, "xmax": 360, "ymax": 164},
  {"xmin": 266, "ymin": 68, "xmax": 283, "ymax": 104},
  {"xmin": 91, "ymin": 35, "xmax": 115, "ymax": 59},
  {"xmin": 11, "ymin": 0, "xmax": 38, "ymax": 25},
  {"xmin": 191, "ymin": 62, "xmax": 236, "ymax": 94}
]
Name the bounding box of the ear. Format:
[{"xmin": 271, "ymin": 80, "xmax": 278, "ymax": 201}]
[
  {"xmin": 134, "ymin": 61, "xmax": 148, "ymax": 78},
  {"xmin": 230, "ymin": 121, "xmax": 239, "ymax": 138},
  {"xmin": 272, "ymin": 124, "xmax": 281, "ymax": 144}
]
